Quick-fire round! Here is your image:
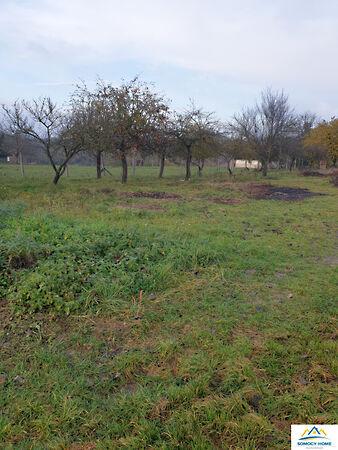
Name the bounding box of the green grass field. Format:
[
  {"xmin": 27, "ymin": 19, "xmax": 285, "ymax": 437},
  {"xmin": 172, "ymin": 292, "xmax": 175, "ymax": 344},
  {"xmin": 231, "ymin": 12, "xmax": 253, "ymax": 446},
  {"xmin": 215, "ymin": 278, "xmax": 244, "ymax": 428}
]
[{"xmin": 0, "ymin": 164, "xmax": 337, "ymax": 449}]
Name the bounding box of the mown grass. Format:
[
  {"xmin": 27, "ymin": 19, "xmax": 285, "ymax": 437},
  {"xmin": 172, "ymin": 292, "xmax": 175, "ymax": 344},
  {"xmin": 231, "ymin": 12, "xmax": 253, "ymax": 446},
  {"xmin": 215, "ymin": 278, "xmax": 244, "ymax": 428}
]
[{"xmin": 0, "ymin": 163, "xmax": 337, "ymax": 449}]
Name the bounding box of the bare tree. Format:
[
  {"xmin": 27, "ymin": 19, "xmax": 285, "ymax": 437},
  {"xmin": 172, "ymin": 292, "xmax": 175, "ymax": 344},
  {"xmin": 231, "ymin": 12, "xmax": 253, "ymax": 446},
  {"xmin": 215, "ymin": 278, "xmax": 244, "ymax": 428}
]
[
  {"xmin": 172, "ymin": 103, "xmax": 218, "ymax": 180},
  {"xmin": 231, "ymin": 89, "xmax": 295, "ymax": 176},
  {"xmin": 2, "ymin": 98, "xmax": 83, "ymax": 184},
  {"xmin": 55, "ymin": 112, "xmax": 88, "ymax": 183}
]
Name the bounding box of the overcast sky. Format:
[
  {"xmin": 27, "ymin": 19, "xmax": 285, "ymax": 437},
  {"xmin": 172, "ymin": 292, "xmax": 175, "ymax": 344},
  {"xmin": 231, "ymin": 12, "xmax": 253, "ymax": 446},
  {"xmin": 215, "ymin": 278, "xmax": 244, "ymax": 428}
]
[{"xmin": 1, "ymin": 0, "xmax": 337, "ymax": 120}]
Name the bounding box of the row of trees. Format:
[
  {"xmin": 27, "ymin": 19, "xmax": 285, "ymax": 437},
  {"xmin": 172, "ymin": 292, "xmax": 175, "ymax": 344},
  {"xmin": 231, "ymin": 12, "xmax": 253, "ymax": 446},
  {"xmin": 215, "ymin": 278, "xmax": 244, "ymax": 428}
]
[{"xmin": 1, "ymin": 78, "xmax": 337, "ymax": 184}]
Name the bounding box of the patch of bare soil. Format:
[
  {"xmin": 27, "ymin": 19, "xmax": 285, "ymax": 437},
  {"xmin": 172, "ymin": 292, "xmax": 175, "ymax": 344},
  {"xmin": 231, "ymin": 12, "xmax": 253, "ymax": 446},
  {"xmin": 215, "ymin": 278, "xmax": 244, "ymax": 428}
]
[
  {"xmin": 146, "ymin": 355, "xmax": 179, "ymax": 379},
  {"xmin": 271, "ymin": 419, "xmax": 290, "ymax": 432},
  {"xmin": 91, "ymin": 317, "xmax": 130, "ymax": 340},
  {"xmin": 147, "ymin": 398, "xmax": 170, "ymax": 420},
  {"xmin": 301, "ymin": 170, "xmax": 327, "ymax": 177},
  {"xmin": 308, "ymin": 363, "xmax": 337, "ymax": 383},
  {"xmin": 122, "ymin": 191, "xmax": 181, "ymax": 200},
  {"xmin": 301, "ymin": 168, "xmax": 338, "ymax": 177},
  {"xmin": 323, "ymin": 256, "xmax": 338, "ymax": 266},
  {"xmin": 208, "ymin": 197, "xmax": 242, "ymax": 205},
  {"xmin": 228, "ymin": 326, "xmax": 265, "ymax": 353},
  {"xmin": 243, "ymin": 183, "xmax": 324, "ymax": 201},
  {"xmin": 8, "ymin": 254, "xmax": 37, "ymax": 269},
  {"xmin": 117, "ymin": 203, "xmax": 165, "ymax": 211},
  {"xmin": 98, "ymin": 187, "xmax": 115, "ymax": 194}
]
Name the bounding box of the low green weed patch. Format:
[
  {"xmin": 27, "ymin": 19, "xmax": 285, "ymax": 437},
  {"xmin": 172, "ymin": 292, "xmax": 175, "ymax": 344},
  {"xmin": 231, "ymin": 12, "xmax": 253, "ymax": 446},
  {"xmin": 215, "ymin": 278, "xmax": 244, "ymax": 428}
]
[{"xmin": 1, "ymin": 213, "xmax": 229, "ymax": 314}]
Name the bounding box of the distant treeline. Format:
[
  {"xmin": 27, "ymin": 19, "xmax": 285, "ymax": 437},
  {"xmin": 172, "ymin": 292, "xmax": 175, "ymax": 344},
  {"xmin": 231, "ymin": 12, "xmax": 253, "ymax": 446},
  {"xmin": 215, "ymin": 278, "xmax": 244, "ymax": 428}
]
[{"xmin": 1, "ymin": 77, "xmax": 337, "ymax": 184}]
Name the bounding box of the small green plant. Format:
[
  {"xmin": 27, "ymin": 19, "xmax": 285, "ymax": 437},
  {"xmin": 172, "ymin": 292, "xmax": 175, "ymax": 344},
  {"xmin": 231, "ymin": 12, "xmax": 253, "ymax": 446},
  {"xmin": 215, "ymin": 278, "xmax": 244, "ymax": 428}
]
[{"xmin": 2, "ymin": 214, "xmax": 231, "ymax": 314}]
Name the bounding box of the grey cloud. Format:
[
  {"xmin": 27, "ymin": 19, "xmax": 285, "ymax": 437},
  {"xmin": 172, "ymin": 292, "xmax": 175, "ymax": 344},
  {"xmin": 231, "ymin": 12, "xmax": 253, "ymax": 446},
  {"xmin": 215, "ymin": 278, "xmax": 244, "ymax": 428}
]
[{"xmin": 0, "ymin": 0, "xmax": 337, "ymax": 116}]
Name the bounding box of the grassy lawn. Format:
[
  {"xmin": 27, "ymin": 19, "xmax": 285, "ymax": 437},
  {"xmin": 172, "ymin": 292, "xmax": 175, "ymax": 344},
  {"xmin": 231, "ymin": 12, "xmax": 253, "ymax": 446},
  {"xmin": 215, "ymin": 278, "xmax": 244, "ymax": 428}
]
[{"xmin": 0, "ymin": 164, "xmax": 337, "ymax": 449}]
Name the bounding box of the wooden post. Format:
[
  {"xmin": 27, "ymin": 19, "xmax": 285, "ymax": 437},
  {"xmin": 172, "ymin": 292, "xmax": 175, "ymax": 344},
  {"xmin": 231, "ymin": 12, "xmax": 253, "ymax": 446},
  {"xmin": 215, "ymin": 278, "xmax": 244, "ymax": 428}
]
[{"xmin": 19, "ymin": 151, "xmax": 24, "ymax": 177}]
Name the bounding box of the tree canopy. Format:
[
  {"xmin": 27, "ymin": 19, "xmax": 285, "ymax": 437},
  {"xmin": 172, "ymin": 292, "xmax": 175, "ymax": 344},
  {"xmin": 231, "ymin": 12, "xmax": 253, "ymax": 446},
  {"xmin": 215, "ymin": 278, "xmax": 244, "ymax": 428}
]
[{"xmin": 304, "ymin": 118, "xmax": 338, "ymax": 166}]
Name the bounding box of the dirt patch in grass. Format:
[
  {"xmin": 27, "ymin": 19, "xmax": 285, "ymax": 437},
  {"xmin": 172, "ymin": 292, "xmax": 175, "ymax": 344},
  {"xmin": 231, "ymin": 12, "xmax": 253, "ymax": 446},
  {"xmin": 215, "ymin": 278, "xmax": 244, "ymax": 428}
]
[
  {"xmin": 301, "ymin": 170, "xmax": 327, "ymax": 177},
  {"xmin": 243, "ymin": 183, "xmax": 324, "ymax": 201},
  {"xmin": 208, "ymin": 197, "xmax": 242, "ymax": 205},
  {"xmin": 229, "ymin": 326, "xmax": 265, "ymax": 353},
  {"xmin": 91, "ymin": 317, "xmax": 130, "ymax": 340},
  {"xmin": 301, "ymin": 168, "xmax": 338, "ymax": 177},
  {"xmin": 147, "ymin": 356, "xmax": 179, "ymax": 379},
  {"xmin": 308, "ymin": 363, "xmax": 336, "ymax": 384},
  {"xmin": 117, "ymin": 203, "xmax": 165, "ymax": 211},
  {"xmin": 147, "ymin": 398, "xmax": 170, "ymax": 420},
  {"xmin": 0, "ymin": 307, "xmax": 128, "ymax": 344},
  {"xmin": 98, "ymin": 187, "xmax": 115, "ymax": 194},
  {"xmin": 122, "ymin": 191, "xmax": 181, "ymax": 200},
  {"xmin": 8, "ymin": 254, "xmax": 37, "ymax": 269},
  {"xmin": 146, "ymin": 362, "xmax": 167, "ymax": 378},
  {"xmin": 271, "ymin": 419, "xmax": 290, "ymax": 432},
  {"xmin": 323, "ymin": 255, "xmax": 338, "ymax": 266}
]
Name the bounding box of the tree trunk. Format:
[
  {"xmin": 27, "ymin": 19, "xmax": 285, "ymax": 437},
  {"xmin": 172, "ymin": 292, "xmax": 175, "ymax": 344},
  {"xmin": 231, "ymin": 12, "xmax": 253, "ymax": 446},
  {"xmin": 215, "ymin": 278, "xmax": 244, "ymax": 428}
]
[
  {"xmin": 185, "ymin": 146, "xmax": 192, "ymax": 181},
  {"xmin": 121, "ymin": 152, "xmax": 128, "ymax": 183},
  {"xmin": 227, "ymin": 160, "xmax": 233, "ymax": 175},
  {"xmin": 52, "ymin": 163, "xmax": 67, "ymax": 185},
  {"xmin": 96, "ymin": 151, "xmax": 102, "ymax": 179},
  {"xmin": 132, "ymin": 156, "xmax": 136, "ymax": 176},
  {"xmin": 197, "ymin": 159, "xmax": 204, "ymax": 177},
  {"xmin": 19, "ymin": 151, "xmax": 25, "ymax": 177},
  {"xmin": 159, "ymin": 153, "xmax": 165, "ymax": 178},
  {"xmin": 261, "ymin": 160, "xmax": 268, "ymax": 176},
  {"xmin": 101, "ymin": 153, "xmax": 106, "ymax": 175},
  {"xmin": 53, "ymin": 171, "xmax": 62, "ymax": 185}
]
